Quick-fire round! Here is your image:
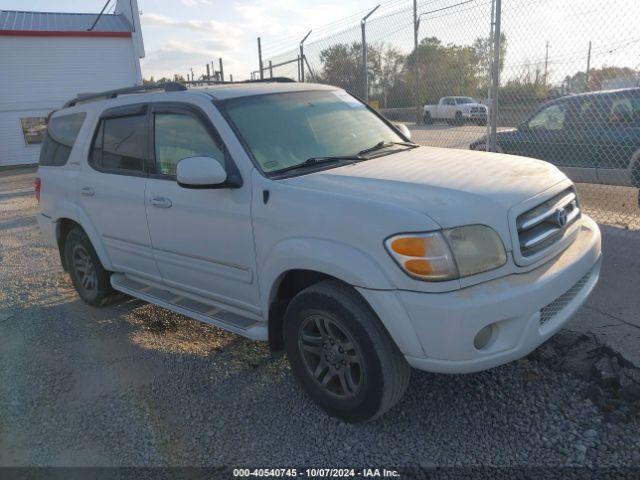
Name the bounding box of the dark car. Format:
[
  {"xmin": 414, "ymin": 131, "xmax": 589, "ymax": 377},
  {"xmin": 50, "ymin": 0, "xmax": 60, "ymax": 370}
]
[{"xmin": 470, "ymin": 88, "xmax": 640, "ymax": 187}]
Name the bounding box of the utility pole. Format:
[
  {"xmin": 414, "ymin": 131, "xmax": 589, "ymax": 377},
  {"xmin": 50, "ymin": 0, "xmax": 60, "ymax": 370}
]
[
  {"xmin": 459, "ymin": 53, "xmax": 463, "ymax": 95},
  {"xmin": 219, "ymin": 58, "xmax": 224, "ymax": 82},
  {"xmin": 543, "ymin": 40, "xmax": 549, "ymax": 87},
  {"xmin": 485, "ymin": 0, "xmax": 495, "ymax": 151},
  {"xmin": 361, "ymin": 5, "xmax": 380, "ymax": 102},
  {"xmin": 489, "ymin": 0, "xmax": 502, "ymax": 152},
  {"xmin": 585, "ymin": 41, "xmax": 592, "ymax": 92},
  {"xmin": 413, "ymin": 0, "xmax": 420, "ymax": 123},
  {"xmin": 257, "ymin": 37, "xmax": 264, "ymax": 80},
  {"xmin": 269, "ymin": 60, "xmax": 273, "ymax": 78}
]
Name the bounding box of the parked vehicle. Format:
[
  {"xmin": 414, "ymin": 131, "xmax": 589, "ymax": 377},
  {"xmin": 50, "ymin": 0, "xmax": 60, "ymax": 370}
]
[
  {"xmin": 37, "ymin": 81, "xmax": 601, "ymax": 422},
  {"xmin": 423, "ymin": 96, "xmax": 488, "ymax": 125},
  {"xmin": 470, "ymin": 88, "xmax": 640, "ymax": 187}
]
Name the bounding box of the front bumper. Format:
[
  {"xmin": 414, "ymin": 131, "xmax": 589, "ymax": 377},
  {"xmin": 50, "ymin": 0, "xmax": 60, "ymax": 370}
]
[
  {"xmin": 463, "ymin": 111, "xmax": 487, "ymax": 120},
  {"xmin": 359, "ymin": 216, "xmax": 601, "ymax": 374}
]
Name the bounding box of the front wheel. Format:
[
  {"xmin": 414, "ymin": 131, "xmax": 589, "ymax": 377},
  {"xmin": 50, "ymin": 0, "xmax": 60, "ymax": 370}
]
[
  {"xmin": 632, "ymin": 158, "xmax": 640, "ymax": 188},
  {"xmin": 64, "ymin": 227, "xmax": 113, "ymax": 306},
  {"xmin": 284, "ymin": 280, "xmax": 410, "ymax": 423}
]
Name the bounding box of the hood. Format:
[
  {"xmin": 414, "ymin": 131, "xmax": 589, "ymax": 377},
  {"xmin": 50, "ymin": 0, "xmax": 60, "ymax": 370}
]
[{"xmin": 282, "ymin": 146, "xmax": 568, "ymax": 245}]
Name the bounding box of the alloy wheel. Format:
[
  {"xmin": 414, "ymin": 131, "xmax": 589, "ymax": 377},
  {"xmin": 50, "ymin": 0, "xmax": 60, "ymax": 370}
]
[
  {"xmin": 298, "ymin": 313, "xmax": 364, "ymax": 398},
  {"xmin": 72, "ymin": 244, "xmax": 97, "ymax": 292}
]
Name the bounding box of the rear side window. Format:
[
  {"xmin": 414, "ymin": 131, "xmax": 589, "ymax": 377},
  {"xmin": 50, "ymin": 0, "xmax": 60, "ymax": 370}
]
[
  {"xmin": 90, "ymin": 114, "xmax": 146, "ymax": 174},
  {"xmin": 39, "ymin": 112, "xmax": 86, "ymax": 166}
]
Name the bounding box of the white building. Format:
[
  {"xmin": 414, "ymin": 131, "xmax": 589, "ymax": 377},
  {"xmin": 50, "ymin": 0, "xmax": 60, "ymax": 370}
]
[{"xmin": 0, "ymin": 1, "xmax": 145, "ymax": 167}]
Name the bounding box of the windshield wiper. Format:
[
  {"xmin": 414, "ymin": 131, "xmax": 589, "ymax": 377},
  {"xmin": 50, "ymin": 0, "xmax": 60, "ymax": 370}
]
[
  {"xmin": 273, "ymin": 155, "xmax": 364, "ymax": 175},
  {"xmin": 357, "ymin": 141, "xmax": 418, "ymax": 156}
]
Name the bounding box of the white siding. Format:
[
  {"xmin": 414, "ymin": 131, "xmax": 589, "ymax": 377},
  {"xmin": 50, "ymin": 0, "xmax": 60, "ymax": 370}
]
[{"xmin": 0, "ymin": 36, "xmax": 141, "ymax": 166}]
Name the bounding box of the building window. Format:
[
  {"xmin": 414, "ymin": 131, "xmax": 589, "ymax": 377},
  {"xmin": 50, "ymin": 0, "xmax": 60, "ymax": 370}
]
[{"xmin": 21, "ymin": 117, "xmax": 48, "ymax": 145}]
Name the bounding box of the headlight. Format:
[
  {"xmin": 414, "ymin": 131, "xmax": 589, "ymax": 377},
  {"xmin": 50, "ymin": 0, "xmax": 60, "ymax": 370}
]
[{"xmin": 385, "ymin": 225, "xmax": 507, "ymax": 282}]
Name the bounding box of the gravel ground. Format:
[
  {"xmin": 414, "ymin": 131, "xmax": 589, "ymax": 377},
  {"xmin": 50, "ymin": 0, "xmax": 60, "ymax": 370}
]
[{"xmin": 1, "ymin": 168, "xmax": 639, "ymax": 471}]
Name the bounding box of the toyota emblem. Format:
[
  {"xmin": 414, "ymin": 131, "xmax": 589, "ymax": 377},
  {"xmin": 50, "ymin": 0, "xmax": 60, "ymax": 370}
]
[{"xmin": 554, "ymin": 208, "xmax": 568, "ymax": 227}]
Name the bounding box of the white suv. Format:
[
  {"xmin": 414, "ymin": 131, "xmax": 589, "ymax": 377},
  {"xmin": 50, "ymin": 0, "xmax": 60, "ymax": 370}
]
[{"xmin": 36, "ymin": 81, "xmax": 601, "ymax": 422}]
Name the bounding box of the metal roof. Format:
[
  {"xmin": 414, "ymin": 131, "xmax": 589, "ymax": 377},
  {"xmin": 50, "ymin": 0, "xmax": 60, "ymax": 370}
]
[{"xmin": 0, "ymin": 10, "xmax": 132, "ymax": 33}]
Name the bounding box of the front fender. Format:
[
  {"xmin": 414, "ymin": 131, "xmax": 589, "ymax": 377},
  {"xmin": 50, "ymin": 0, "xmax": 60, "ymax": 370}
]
[
  {"xmin": 261, "ymin": 238, "xmax": 425, "ymax": 358},
  {"xmin": 52, "ymin": 201, "xmax": 113, "ymax": 271},
  {"xmin": 261, "ymin": 237, "xmax": 393, "ymax": 308}
]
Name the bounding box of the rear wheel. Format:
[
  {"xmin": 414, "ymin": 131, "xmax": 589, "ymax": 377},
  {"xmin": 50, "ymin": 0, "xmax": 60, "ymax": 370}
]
[
  {"xmin": 284, "ymin": 280, "xmax": 410, "ymax": 423},
  {"xmin": 455, "ymin": 111, "xmax": 463, "ymax": 125},
  {"xmin": 64, "ymin": 227, "xmax": 113, "ymax": 306},
  {"xmin": 423, "ymin": 112, "xmax": 433, "ymax": 125}
]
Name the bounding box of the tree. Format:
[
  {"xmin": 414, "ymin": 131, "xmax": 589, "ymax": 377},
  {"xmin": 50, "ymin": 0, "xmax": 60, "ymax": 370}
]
[
  {"xmin": 373, "ymin": 45, "xmax": 405, "ymax": 108},
  {"xmin": 318, "ymin": 42, "xmax": 365, "ymax": 97},
  {"xmin": 563, "ymin": 66, "xmax": 637, "ymax": 93}
]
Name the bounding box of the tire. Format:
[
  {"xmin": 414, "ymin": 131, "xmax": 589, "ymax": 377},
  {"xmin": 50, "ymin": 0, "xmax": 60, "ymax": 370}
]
[
  {"xmin": 423, "ymin": 112, "xmax": 433, "ymax": 125},
  {"xmin": 284, "ymin": 279, "xmax": 410, "ymax": 423},
  {"xmin": 64, "ymin": 227, "xmax": 113, "ymax": 306},
  {"xmin": 632, "ymin": 159, "xmax": 640, "ymax": 188},
  {"xmin": 477, "ymin": 119, "xmax": 487, "ymax": 126},
  {"xmin": 455, "ymin": 111, "xmax": 463, "ymax": 125}
]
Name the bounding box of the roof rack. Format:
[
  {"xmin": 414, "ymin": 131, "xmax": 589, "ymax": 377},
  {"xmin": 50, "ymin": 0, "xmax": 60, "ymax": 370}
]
[
  {"xmin": 182, "ymin": 77, "xmax": 296, "ymax": 86},
  {"xmin": 234, "ymin": 77, "xmax": 296, "ymax": 84},
  {"xmin": 63, "ymin": 82, "xmax": 187, "ymax": 108}
]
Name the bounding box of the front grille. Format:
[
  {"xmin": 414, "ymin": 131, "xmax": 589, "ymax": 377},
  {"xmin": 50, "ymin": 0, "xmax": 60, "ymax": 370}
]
[
  {"xmin": 516, "ymin": 187, "xmax": 581, "ymax": 258},
  {"xmin": 470, "ymin": 107, "xmax": 487, "ymax": 113},
  {"xmin": 539, "ymin": 271, "xmax": 591, "ymax": 326}
]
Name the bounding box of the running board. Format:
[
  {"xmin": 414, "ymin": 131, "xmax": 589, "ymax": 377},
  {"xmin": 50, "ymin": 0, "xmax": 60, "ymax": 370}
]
[{"xmin": 110, "ymin": 273, "xmax": 267, "ymax": 341}]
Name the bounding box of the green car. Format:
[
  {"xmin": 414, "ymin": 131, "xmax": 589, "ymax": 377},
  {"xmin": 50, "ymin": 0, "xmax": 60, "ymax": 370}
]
[{"xmin": 471, "ymin": 88, "xmax": 640, "ymax": 187}]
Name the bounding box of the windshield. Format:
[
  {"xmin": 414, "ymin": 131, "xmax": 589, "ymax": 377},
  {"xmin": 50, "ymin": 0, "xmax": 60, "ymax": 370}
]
[
  {"xmin": 455, "ymin": 97, "xmax": 476, "ymax": 105},
  {"xmin": 220, "ymin": 90, "xmax": 405, "ymax": 173}
]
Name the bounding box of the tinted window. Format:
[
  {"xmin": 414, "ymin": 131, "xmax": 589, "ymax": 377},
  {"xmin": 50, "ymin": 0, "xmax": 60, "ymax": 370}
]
[
  {"xmin": 528, "ymin": 103, "xmax": 567, "ymax": 131},
  {"xmin": 39, "ymin": 113, "xmax": 86, "ymax": 166},
  {"xmin": 90, "ymin": 115, "xmax": 146, "ymax": 173},
  {"xmin": 154, "ymin": 113, "xmax": 224, "ymax": 176}
]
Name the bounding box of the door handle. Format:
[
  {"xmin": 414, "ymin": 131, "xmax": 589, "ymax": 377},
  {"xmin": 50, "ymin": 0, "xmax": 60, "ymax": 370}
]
[
  {"xmin": 80, "ymin": 186, "xmax": 95, "ymax": 197},
  {"xmin": 150, "ymin": 196, "xmax": 172, "ymax": 208}
]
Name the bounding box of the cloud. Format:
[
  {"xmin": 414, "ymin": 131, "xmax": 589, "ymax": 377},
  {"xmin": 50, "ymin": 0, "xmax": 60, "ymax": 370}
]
[
  {"xmin": 180, "ymin": 0, "xmax": 212, "ymax": 5},
  {"xmin": 141, "ymin": 39, "xmax": 246, "ymax": 80},
  {"xmin": 141, "ymin": 12, "xmax": 242, "ymax": 41}
]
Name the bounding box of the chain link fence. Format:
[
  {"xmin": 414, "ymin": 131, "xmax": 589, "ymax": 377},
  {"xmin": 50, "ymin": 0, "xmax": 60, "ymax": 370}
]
[{"xmin": 260, "ymin": 0, "xmax": 640, "ymax": 230}]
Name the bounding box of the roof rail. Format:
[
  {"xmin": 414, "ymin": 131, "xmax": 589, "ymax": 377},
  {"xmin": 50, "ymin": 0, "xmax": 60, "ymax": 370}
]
[
  {"xmin": 63, "ymin": 82, "xmax": 187, "ymax": 108},
  {"xmin": 182, "ymin": 77, "xmax": 296, "ymax": 86},
  {"xmin": 235, "ymin": 77, "xmax": 296, "ymax": 84}
]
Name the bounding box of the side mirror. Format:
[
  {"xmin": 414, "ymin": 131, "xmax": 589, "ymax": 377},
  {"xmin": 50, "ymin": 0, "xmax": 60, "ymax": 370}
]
[
  {"xmin": 176, "ymin": 156, "xmax": 227, "ymax": 188},
  {"xmin": 395, "ymin": 123, "xmax": 412, "ymax": 141}
]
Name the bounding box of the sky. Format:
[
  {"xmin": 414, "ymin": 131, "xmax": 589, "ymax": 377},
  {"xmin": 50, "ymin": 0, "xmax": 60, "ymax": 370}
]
[
  {"xmin": 0, "ymin": 0, "xmax": 380, "ymax": 81},
  {"xmin": 2, "ymin": 0, "xmax": 640, "ymax": 84}
]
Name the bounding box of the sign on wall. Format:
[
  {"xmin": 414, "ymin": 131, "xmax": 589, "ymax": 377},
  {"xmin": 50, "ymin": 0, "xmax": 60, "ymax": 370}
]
[{"xmin": 20, "ymin": 117, "xmax": 47, "ymax": 145}]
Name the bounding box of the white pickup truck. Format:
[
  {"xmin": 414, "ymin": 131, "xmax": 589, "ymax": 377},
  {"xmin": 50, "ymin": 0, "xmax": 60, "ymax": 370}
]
[
  {"xmin": 423, "ymin": 96, "xmax": 488, "ymax": 125},
  {"xmin": 36, "ymin": 81, "xmax": 601, "ymax": 422}
]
